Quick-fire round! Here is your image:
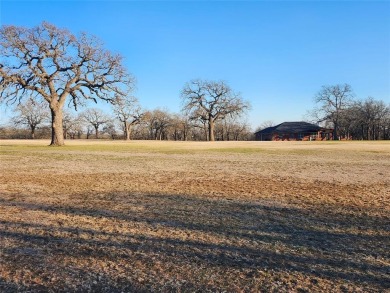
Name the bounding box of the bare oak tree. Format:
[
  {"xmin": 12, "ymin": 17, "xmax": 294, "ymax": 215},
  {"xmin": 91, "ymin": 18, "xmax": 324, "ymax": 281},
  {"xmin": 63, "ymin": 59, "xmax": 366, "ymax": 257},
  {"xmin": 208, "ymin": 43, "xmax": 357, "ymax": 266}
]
[
  {"xmin": 11, "ymin": 97, "xmax": 49, "ymax": 139},
  {"xmin": 215, "ymin": 116, "xmax": 252, "ymax": 141},
  {"xmin": 354, "ymin": 97, "xmax": 390, "ymax": 140},
  {"xmin": 313, "ymin": 84, "xmax": 354, "ymax": 139},
  {"xmin": 62, "ymin": 110, "xmax": 86, "ymax": 139},
  {"xmin": 0, "ymin": 22, "xmax": 134, "ymax": 146},
  {"xmin": 112, "ymin": 95, "xmax": 143, "ymax": 140},
  {"xmin": 65, "ymin": 113, "xmax": 84, "ymax": 139},
  {"xmin": 170, "ymin": 114, "xmax": 191, "ymax": 141},
  {"xmin": 81, "ymin": 108, "xmax": 110, "ymax": 139},
  {"xmin": 181, "ymin": 79, "xmax": 250, "ymax": 141},
  {"xmin": 143, "ymin": 109, "xmax": 172, "ymax": 140}
]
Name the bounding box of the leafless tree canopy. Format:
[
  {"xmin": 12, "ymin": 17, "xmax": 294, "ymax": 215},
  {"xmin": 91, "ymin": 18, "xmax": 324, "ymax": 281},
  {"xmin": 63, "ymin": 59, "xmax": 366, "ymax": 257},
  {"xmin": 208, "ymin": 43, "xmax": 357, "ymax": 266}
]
[
  {"xmin": 112, "ymin": 95, "xmax": 143, "ymax": 140},
  {"xmin": 62, "ymin": 110, "xmax": 84, "ymax": 139},
  {"xmin": 11, "ymin": 97, "xmax": 49, "ymax": 139},
  {"xmin": 81, "ymin": 108, "xmax": 111, "ymax": 139},
  {"xmin": 181, "ymin": 79, "xmax": 250, "ymax": 141},
  {"xmin": 346, "ymin": 98, "xmax": 390, "ymax": 140},
  {"xmin": 313, "ymin": 84, "xmax": 354, "ymax": 139},
  {"xmin": 215, "ymin": 116, "xmax": 252, "ymax": 141},
  {"xmin": 142, "ymin": 109, "xmax": 173, "ymax": 140},
  {"xmin": 0, "ymin": 22, "xmax": 134, "ymax": 145}
]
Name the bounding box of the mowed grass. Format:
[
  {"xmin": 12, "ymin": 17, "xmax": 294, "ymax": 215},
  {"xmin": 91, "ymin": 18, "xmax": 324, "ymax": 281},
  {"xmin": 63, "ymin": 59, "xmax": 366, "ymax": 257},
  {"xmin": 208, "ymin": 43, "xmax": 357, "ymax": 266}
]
[{"xmin": 0, "ymin": 140, "xmax": 389, "ymax": 292}]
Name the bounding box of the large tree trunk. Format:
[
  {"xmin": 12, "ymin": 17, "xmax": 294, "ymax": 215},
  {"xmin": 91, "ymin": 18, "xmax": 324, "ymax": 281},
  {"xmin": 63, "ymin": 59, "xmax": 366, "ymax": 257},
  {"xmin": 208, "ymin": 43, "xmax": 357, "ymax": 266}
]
[
  {"xmin": 50, "ymin": 108, "xmax": 65, "ymax": 146},
  {"xmin": 95, "ymin": 125, "xmax": 99, "ymax": 139},
  {"xmin": 124, "ymin": 122, "xmax": 131, "ymax": 140},
  {"xmin": 31, "ymin": 125, "xmax": 36, "ymax": 139},
  {"xmin": 333, "ymin": 121, "xmax": 338, "ymax": 140},
  {"xmin": 209, "ymin": 118, "xmax": 215, "ymax": 141}
]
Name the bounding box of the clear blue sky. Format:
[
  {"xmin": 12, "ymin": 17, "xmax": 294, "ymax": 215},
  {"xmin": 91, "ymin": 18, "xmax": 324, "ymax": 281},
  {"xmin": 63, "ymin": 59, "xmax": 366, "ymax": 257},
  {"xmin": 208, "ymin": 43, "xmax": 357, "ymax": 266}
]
[{"xmin": 1, "ymin": 0, "xmax": 389, "ymax": 129}]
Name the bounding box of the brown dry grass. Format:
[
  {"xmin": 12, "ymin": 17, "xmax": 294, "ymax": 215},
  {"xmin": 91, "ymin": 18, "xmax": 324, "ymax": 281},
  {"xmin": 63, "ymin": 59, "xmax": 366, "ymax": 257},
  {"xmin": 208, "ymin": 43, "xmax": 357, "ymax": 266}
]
[{"xmin": 0, "ymin": 139, "xmax": 389, "ymax": 292}]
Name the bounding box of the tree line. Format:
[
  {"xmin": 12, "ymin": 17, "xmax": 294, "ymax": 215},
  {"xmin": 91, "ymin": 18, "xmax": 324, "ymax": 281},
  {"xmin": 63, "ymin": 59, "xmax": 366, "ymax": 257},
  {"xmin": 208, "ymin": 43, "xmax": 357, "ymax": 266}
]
[
  {"xmin": 1, "ymin": 22, "xmax": 389, "ymax": 144},
  {"xmin": 0, "ymin": 22, "xmax": 251, "ymax": 144},
  {"xmin": 309, "ymin": 84, "xmax": 390, "ymax": 140},
  {"xmin": 0, "ymin": 97, "xmax": 253, "ymax": 141}
]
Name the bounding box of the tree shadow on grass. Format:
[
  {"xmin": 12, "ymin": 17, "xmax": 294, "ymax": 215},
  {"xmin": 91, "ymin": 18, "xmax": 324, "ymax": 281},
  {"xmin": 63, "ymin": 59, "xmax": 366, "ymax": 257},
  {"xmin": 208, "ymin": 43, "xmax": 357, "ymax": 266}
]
[
  {"xmin": 0, "ymin": 194, "xmax": 389, "ymax": 291},
  {"xmin": 0, "ymin": 276, "xmax": 23, "ymax": 293}
]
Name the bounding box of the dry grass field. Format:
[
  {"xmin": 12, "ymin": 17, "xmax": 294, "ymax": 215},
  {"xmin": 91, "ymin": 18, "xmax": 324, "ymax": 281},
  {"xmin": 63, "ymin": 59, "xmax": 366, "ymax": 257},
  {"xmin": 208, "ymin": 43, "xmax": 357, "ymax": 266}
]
[{"xmin": 0, "ymin": 139, "xmax": 389, "ymax": 292}]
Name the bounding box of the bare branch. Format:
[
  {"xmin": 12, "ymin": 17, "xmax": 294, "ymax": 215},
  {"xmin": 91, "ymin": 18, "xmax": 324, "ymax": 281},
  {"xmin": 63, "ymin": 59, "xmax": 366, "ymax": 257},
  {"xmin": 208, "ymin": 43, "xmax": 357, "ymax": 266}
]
[
  {"xmin": 181, "ymin": 79, "xmax": 250, "ymax": 141},
  {"xmin": 0, "ymin": 22, "xmax": 135, "ymax": 145}
]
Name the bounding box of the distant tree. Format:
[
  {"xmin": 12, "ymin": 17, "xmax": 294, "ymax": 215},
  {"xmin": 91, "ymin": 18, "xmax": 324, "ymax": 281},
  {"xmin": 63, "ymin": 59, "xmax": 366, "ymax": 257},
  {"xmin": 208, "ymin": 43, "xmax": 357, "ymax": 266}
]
[
  {"xmin": 86, "ymin": 125, "xmax": 94, "ymax": 139},
  {"xmin": 181, "ymin": 79, "xmax": 250, "ymax": 141},
  {"xmin": 11, "ymin": 97, "xmax": 49, "ymax": 139},
  {"xmin": 62, "ymin": 110, "xmax": 84, "ymax": 139},
  {"xmin": 81, "ymin": 108, "xmax": 110, "ymax": 139},
  {"xmin": 187, "ymin": 107, "xmax": 209, "ymax": 141},
  {"xmin": 354, "ymin": 97, "xmax": 390, "ymax": 140},
  {"xmin": 144, "ymin": 109, "xmax": 172, "ymax": 140},
  {"xmin": 67, "ymin": 119, "xmax": 84, "ymax": 139},
  {"xmin": 313, "ymin": 84, "xmax": 354, "ymax": 139},
  {"xmin": 214, "ymin": 116, "xmax": 251, "ymax": 141},
  {"xmin": 0, "ymin": 22, "xmax": 134, "ymax": 146},
  {"xmin": 233, "ymin": 123, "xmax": 253, "ymax": 141},
  {"xmin": 169, "ymin": 114, "xmax": 192, "ymax": 141},
  {"xmin": 337, "ymin": 105, "xmax": 360, "ymax": 139},
  {"xmin": 62, "ymin": 110, "xmax": 75, "ymax": 139},
  {"xmin": 103, "ymin": 122, "xmax": 118, "ymax": 140},
  {"xmin": 112, "ymin": 95, "xmax": 143, "ymax": 140},
  {"xmin": 225, "ymin": 118, "xmax": 252, "ymax": 141}
]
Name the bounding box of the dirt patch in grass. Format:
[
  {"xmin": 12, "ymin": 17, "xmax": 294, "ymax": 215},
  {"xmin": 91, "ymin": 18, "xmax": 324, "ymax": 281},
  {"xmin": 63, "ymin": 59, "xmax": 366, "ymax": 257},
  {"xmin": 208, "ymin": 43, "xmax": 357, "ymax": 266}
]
[{"xmin": 0, "ymin": 140, "xmax": 389, "ymax": 292}]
